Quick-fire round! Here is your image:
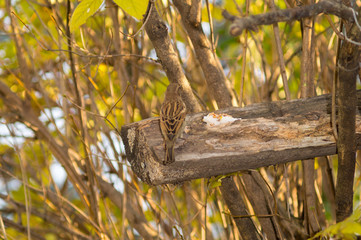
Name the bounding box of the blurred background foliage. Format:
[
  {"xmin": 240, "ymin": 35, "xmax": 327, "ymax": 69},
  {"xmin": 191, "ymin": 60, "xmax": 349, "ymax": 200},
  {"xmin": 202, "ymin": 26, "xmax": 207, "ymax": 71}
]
[{"xmin": 0, "ymin": 0, "xmax": 361, "ymax": 239}]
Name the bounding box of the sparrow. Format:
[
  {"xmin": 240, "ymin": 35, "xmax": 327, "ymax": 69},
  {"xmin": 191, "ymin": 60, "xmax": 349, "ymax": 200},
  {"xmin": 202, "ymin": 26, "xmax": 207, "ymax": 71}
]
[{"xmin": 160, "ymin": 83, "xmax": 187, "ymax": 164}]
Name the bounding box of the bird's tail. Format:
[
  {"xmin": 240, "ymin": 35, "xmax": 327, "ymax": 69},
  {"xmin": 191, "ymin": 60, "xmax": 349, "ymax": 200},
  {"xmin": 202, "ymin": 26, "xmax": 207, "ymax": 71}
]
[{"xmin": 165, "ymin": 142, "xmax": 175, "ymax": 164}]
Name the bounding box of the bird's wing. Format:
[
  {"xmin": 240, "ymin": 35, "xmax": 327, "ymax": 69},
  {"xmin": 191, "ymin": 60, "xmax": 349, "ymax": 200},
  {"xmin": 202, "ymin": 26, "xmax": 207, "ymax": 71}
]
[{"xmin": 160, "ymin": 100, "xmax": 186, "ymax": 141}]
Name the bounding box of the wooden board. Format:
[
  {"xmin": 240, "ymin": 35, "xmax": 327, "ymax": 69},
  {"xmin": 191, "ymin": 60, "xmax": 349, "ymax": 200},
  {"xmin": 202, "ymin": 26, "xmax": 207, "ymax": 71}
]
[{"xmin": 121, "ymin": 91, "xmax": 361, "ymax": 185}]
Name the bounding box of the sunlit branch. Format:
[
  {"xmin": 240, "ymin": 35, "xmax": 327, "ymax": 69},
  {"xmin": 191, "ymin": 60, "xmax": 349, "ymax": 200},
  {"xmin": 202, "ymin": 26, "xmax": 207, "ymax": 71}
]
[{"xmin": 223, "ymin": 0, "xmax": 355, "ymax": 36}]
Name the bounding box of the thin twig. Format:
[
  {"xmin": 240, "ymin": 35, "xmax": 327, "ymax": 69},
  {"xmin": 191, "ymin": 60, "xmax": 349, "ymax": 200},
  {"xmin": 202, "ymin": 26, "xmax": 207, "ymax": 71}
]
[
  {"xmin": 0, "ymin": 215, "xmax": 7, "ymax": 240},
  {"xmin": 66, "ymin": 0, "xmax": 103, "ymax": 231},
  {"xmin": 105, "ymin": 82, "xmax": 130, "ymax": 118},
  {"xmin": 0, "ymin": 167, "xmax": 102, "ymax": 233},
  {"xmin": 332, "ymin": 19, "xmax": 343, "ymax": 141},
  {"xmin": 269, "ymin": 0, "xmax": 290, "ymax": 100},
  {"xmin": 63, "ymin": 82, "xmax": 129, "ymax": 138},
  {"xmin": 352, "ymin": 8, "xmax": 361, "ymax": 31},
  {"xmin": 118, "ymin": 0, "xmax": 155, "ymax": 38},
  {"xmin": 11, "ymin": 11, "xmax": 158, "ymax": 63},
  {"xmin": 239, "ymin": 0, "xmax": 250, "ymax": 107},
  {"xmin": 325, "ymin": 15, "xmax": 345, "ymax": 40},
  {"xmin": 205, "ymin": 0, "xmax": 216, "ymax": 56},
  {"xmin": 223, "ymin": 211, "xmax": 277, "ymax": 218}
]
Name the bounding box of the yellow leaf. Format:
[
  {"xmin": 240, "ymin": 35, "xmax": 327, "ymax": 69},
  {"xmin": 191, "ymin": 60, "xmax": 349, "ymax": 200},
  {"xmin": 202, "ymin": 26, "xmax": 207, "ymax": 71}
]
[
  {"xmin": 69, "ymin": 0, "xmax": 103, "ymax": 32},
  {"xmin": 113, "ymin": 0, "xmax": 148, "ymax": 20}
]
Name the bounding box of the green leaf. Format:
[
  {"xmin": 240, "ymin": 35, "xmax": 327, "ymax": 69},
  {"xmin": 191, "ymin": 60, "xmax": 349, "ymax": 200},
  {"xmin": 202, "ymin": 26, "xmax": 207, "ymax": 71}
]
[
  {"xmin": 69, "ymin": 0, "xmax": 103, "ymax": 32},
  {"xmin": 309, "ymin": 208, "xmax": 361, "ymax": 240},
  {"xmin": 113, "ymin": 0, "xmax": 148, "ymax": 20},
  {"xmin": 208, "ymin": 173, "xmax": 239, "ymax": 189},
  {"xmin": 341, "ymin": 222, "xmax": 361, "ymax": 235},
  {"xmin": 208, "ymin": 176, "xmax": 223, "ymax": 189}
]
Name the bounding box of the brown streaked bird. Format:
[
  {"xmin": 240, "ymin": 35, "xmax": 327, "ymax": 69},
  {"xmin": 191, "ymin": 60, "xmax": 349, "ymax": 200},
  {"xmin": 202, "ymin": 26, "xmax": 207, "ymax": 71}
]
[{"xmin": 160, "ymin": 83, "xmax": 187, "ymax": 164}]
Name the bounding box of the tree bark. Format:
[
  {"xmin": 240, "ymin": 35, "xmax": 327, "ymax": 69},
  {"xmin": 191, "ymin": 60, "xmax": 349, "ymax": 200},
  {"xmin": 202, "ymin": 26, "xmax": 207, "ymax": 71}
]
[
  {"xmin": 173, "ymin": 0, "xmax": 235, "ymax": 109},
  {"xmin": 219, "ymin": 177, "xmax": 261, "ymax": 240},
  {"xmin": 242, "ymin": 172, "xmax": 282, "ymax": 239},
  {"xmin": 143, "ymin": 2, "xmax": 201, "ymax": 113},
  {"xmin": 335, "ymin": 7, "xmax": 361, "ymax": 221}
]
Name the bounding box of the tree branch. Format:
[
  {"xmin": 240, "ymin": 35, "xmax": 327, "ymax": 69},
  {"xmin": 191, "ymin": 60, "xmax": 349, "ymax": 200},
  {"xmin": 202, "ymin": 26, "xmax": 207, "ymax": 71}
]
[
  {"xmin": 121, "ymin": 90, "xmax": 361, "ymax": 185},
  {"xmin": 242, "ymin": 171, "xmax": 282, "ymax": 239},
  {"xmin": 335, "ymin": 6, "xmax": 361, "ymax": 222},
  {"xmin": 173, "ymin": 0, "xmax": 236, "ymax": 109},
  {"xmin": 143, "ymin": 1, "xmax": 202, "ymax": 113},
  {"xmin": 219, "ymin": 176, "xmax": 260, "ymax": 240},
  {"xmin": 222, "ymin": 0, "xmax": 355, "ymax": 36}
]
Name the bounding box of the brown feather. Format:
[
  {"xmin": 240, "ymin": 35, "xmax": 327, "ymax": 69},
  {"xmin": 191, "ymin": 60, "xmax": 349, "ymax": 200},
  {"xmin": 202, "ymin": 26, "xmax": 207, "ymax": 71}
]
[{"xmin": 159, "ymin": 83, "xmax": 186, "ymax": 164}]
